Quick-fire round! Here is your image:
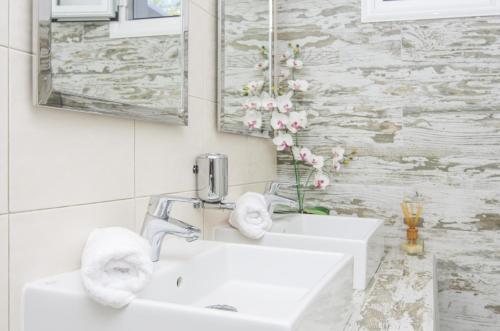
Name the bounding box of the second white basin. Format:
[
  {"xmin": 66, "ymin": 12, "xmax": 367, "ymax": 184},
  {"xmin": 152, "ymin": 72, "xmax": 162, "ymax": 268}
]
[
  {"xmin": 24, "ymin": 239, "xmax": 353, "ymax": 331},
  {"xmin": 214, "ymin": 214, "xmax": 384, "ymax": 289}
]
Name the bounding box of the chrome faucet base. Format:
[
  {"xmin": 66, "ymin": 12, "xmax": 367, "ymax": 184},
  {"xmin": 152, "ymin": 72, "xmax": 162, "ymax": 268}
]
[{"xmin": 142, "ymin": 196, "xmax": 235, "ymax": 262}]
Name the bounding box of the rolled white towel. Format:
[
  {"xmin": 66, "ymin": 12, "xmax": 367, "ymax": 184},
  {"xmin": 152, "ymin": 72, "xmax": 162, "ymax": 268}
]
[
  {"xmin": 81, "ymin": 227, "xmax": 154, "ymax": 309},
  {"xmin": 229, "ymin": 192, "xmax": 272, "ymax": 240}
]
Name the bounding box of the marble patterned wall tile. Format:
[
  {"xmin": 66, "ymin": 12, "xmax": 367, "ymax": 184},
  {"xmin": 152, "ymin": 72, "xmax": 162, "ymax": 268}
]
[
  {"xmin": 277, "ymin": 0, "xmax": 500, "ymax": 329},
  {"xmin": 50, "ymin": 22, "xmax": 183, "ymax": 112}
]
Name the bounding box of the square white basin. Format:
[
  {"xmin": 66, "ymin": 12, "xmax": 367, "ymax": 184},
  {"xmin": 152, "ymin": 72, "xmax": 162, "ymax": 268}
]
[
  {"xmin": 24, "ymin": 239, "xmax": 353, "ymax": 331},
  {"xmin": 214, "ymin": 214, "xmax": 384, "ymax": 289}
]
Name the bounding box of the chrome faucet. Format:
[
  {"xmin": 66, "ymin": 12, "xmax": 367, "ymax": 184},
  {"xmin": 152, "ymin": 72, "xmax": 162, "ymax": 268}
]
[
  {"xmin": 264, "ymin": 182, "xmax": 299, "ymax": 214},
  {"xmin": 141, "ymin": 196, "xmax": 202, "ymax": 262}
]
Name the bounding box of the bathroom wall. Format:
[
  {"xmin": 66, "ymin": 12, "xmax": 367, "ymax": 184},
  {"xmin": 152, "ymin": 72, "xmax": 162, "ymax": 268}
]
[
  {"xmin": 276, "ymin": 0, "xmax": 499, "ymax": 330},
  {"xmin": 0, "ymin": 1, "xmax": 276, "ymax": 330}
]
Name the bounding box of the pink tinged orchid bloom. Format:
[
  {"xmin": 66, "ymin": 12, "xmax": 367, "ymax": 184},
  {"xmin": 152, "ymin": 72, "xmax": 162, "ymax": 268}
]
[
  {"xmin": 332, "ymin": 160, "xmax": 342, "ymax": 172},
  {"xmin": 288, "ymin": 80, "xmax": 309, "ymax": 92},
  {"xmin": 279, "ymin": 69, "xmax": 291, "ymax": 82},
  {"xmin": 311, "ymin": 155, "xmax": 325, "ymax": 170},
  {"xmin": 331, "ymin": 146, "xmax": 345, "ymax": 161},
  {"xmin": 280, "ymin": 51, "xmax": 291, "ymax": 62},
  {"xmin": 286, "ymin": 58, "xmax": 304, "ymax": 70},
  {"xmin": 313, "ymin": 173, "xmax": 330, "ymax": 190},
  {"xmin": 298, "ymin": 147, "xmax": 313, "ymax": 163},
  {"xmin": 260, "ymin": 93, "xmax": 276, "ymax": 111},
  {"xmin": 276, "ymin": 92, "xmax": 294, "ymax": 113},
  {"xmin": 243, "ymin": 110, "xmax": 262, "ymax": 130},
  {"xmin": 287, "ymin": 111, "xmax": 308, "ymax": 133},
  {"xmin": 272, "ymin": 132, "xmax": 294, "ymax": 151},
  {"xmin": 270, "ymin": 112, "xmax": 288, "ymax": 130},
  {"xmin": 242, "ymin": 97, "xmax": 260, "ymax": 111},
  {"xmin": 246, "ymin": 80, "xmax": 264, "ymax": 95},
  {"xmin": 255, "ymin": 60, "xmax": 269, "ymax": 71}
]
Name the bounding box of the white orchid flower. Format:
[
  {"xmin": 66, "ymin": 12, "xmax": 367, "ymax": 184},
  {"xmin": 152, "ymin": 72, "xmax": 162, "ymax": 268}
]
[
  {"xmin": 331, "ymin": 146, "xmax": 345, "ymax": 161},
  {"xmin": 246, "ymin": 80, "xmax": 264, "ymax": 95},
  {"xmin": 260, "ymin": 93, "xmax": 276, "ymax": 111},
  {"xmin": 332, "ymin": 160, "xmax": 342, "ymax": 172},
  {"xmin": 279, "ymin": 69, "xmax": 291, "ymax": 82},
  {"xmin": 298, "ymin": 147, "xmax": 313, "ymax": 163},
  {"xmin": 288, "ymin": 80, "xmax": 309, "ymax": 92},
  {"xmin": 243, "ymin": 110, "xmax": 262, "ymax": 130},
  {"xmin": 270, "ymin": 112, "xmax": 288, "ymax": 130},
  {"xmin": 242, "ymin": 97, "xmax": 260, "ymax": 111},
  {"xmin": 313, "ymin": 173, "xmax": 330, "ymax": 190},
  {"xmin": 276, "ymin": 92, "xmax": 294, "ymax": 113},
  {"xmin": 255, "ymin": 60, "xmax": 269, "ymax": 71},
  {"xmin": 280, "ymin": 51, "xmax": 291, "ymax": 62},
  {"xmin": 272, "ymin": 132, "xmax": 294, "ymax": 151},
  {"xmin": 311, "ymin": 155, "xmax": 324, "ymax": 170},
  {"xmin": 287, "ymin": 111, "xmax": 308, "ymax": 133},
  {"xmin": 286, "ymin": 58, "xmax": 304, "ymax": 70}
]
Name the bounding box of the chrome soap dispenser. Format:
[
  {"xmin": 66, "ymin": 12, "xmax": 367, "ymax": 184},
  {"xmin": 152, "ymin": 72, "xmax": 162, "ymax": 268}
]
[{"xmin": 194, "ymin": 153, "xmax": 230, "ymax": 204}]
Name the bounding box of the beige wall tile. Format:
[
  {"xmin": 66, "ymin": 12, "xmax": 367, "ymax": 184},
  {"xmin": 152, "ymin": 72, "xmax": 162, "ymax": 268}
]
[
  {"xmin": 9, "ymin": 50, "xmax": 135, "ymax": 212},
  {"xmin": 191, "ymin": 0, "xmax": 217, "ymax": 17},
  {"xmin": 188, "ymin": 0, "xmax": 217, "ymax": 102},
  {"xmin": 9, "ymin": 0, "xmax": 31, "ymax": 53},
  {"xmin": 248, "ymin": 137, "xmax": 277, "ymax": 183},
  {"xmin": 9, "ymin": 199, "xmax": 136, "ymax": 331},
  {"xmin": 0, "ymin": 0, "xmax": 7, "ymax": 47},
  {"xmin": 134, "ymin": 97, "xmax": 207, "ymax": 197},
  {"xmin": 0, "ymin": 48, "xmax": 7, "ymax": 215},
  {"xmin": 0, "ymin": 215, "xmax": 8, "ymax": 331}
]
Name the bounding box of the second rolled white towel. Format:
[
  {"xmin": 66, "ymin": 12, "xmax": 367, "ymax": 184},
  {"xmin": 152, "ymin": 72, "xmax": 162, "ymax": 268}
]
[
  {"xmin": 229, "ymin": 192, "xmax": 272, "ymax": 240},
  {"xmin": 81, "ymin": 227, "xmax": 154, "ymax": 309}
]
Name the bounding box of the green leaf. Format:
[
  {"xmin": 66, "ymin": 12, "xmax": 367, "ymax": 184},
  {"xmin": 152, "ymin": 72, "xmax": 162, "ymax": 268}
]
[{"xmin": 303, "ymin": 206, "xmax": 330, "ymax": 215}]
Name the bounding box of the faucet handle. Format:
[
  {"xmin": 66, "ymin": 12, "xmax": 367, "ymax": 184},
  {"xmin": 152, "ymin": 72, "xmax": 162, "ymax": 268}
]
[
  {"xmin": 148, "ymin": 196, "xmax": 202, "ymax": 220},
  {"xmin": 265, "ymin": 182, "xmax": 296, "ymax": 195}
]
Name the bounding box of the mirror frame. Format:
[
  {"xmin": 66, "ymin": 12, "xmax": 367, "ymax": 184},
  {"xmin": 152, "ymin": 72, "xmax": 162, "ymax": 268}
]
[
  {"xmin": 33, "ymin": 0, "xmax": 189, "ymax": 125},
  {"xmin": 217, "ymin": 0, "xmax": 276, "ymax": 138}
]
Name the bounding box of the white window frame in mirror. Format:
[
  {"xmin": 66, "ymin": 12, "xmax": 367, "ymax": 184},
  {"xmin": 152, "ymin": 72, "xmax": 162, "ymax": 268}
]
[
  {"xmin": 362, "ymin": 0, "xmax": 500, "ymax": 22},
  {"xmin": 109, "ymin": 0, "xmax": 184, "ymax": 39},
  {"xmin": 51, "ymin": 0, "xmax": 117, "ymax": 20}
]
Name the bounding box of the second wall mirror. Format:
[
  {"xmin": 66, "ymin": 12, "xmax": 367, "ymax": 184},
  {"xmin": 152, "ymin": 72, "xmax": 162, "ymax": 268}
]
[{"xmin": 217, "ymin": 0, "xmax": 275, "ymax": 138}]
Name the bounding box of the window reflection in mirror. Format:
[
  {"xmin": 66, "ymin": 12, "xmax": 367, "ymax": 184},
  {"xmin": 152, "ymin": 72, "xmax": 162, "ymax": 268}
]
[{"xmin": 133, "ymin": 0, "xmax": 181, "ymax": 19}]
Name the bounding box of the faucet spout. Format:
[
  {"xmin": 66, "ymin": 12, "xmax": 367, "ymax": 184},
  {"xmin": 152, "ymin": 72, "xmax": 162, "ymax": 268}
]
[
  {"xmin": 264, "ymin": 194, "xmax": 299, "ymax": 214},
  {"xmin": 142, "ymin": 196, "xmax": 202, "ymax": 262}
]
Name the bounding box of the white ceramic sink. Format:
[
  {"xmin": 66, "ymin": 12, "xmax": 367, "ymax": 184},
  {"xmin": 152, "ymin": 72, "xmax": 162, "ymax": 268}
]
[
  {"xmin": 214, "ymin": 214, "xmax": 384, "ymax": 289},
  {"xmin": 24, "ymin": 239, "xmax": 353, "ymax": 331}
]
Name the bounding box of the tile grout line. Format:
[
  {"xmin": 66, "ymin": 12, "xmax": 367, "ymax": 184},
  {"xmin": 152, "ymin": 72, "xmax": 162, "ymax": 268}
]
[
  {"xmin": 7, "ymin": 180, "xmax": 272, "ymax": 216},
  {"xmin": 7, "ymin": 197, "xmax": 137, "ymax": 216},
  {"xmin": 7, "ymin": 0, "xmax": 10, "ymax": 328}
]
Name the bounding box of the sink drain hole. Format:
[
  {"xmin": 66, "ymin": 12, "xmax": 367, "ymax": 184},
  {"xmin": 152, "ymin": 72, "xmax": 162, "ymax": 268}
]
[{"xmin": 205, "ymin": 304, "xmax": 238, "ymax": 312}]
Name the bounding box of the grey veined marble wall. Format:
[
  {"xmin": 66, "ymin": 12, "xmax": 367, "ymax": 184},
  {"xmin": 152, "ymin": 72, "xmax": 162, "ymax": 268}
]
[{"xmin": 276, "ymin": 0, "xmax": 500, "ymax": 330}]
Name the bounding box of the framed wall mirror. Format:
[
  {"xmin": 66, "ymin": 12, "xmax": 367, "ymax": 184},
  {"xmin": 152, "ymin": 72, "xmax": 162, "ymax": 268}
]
[
  {"xmin": 34, "ymin": 0, "xmax": 189, "ymax": 125},
  {"xmin": 218, "ymin": 0, "xmax": 275, "ymax": 138}
]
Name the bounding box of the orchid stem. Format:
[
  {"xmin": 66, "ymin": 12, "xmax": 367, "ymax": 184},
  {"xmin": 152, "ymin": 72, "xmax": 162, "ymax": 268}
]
[
  {"xmin": 292, "ymin": 133, "xmax": 304, "ymax": 212},
  {"xmin": 301, "ymin": 168, "xmax": 316, "ymax": 208}
]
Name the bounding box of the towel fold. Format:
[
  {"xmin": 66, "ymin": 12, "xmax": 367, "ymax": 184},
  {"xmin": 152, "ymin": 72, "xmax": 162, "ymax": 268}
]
[
  {"xmin": 81, "ymin": 227, "xmax": 153, "ymax": 309},
  {"xmin": 229, "ymin": 192, "xmax": 272, "ymax": 240}
]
